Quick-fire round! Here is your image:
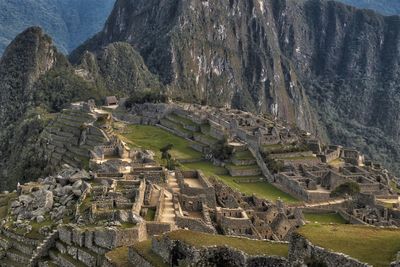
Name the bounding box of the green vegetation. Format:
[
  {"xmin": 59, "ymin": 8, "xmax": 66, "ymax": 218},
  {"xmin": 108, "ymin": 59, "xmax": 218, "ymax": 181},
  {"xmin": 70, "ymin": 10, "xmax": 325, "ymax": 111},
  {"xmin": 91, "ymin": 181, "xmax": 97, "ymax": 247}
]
[
  {"xmin": 106, "ymin": 247, "xmax": 134, "ymax": 267},
  {"xmin": 277, "ymin": 156, "xmax": 316, "ymax": 161},
  {"xmin": 34, "ymin": 67, "xmax": 106, "ymax": 112},
  {"xmin": 168, "ymin": 113, "xmax": 197, "ymax": 127},
  {"xmin": 226, "ymin": 164, "xmax": 260, "ymax": 170},
  {"xmin": 262, "ymin": 143, "xmax": 308, "ymax": 154},
  {"xmin": 132, "ymin": 240, "xmax": 168, "ymax": 267},
  {"xmin": 160, "ymin": 144, "xmax": 176, "ymax": 170},
  {"xmin": 0, "ymin": 0, "xmax": 115, "ymax": 54},
  {"xmin": 120, "ymin": 125, "xmax": 202, "ymax": 162},
  {"xmin": 0, "ymin": 192, "xmax": 17, "ymax": 219},
  {"xmin": 298, "ymin": 224, "xmax": 400, "ymax": 267},
  {"xmin": 211, "ymin": 139, "xmax": 233, "ymax": 160},
  {"xmin": 390, "ymin": 180, "xmax": 400, "ymax": 194},
  {"xmin": 181, "ymin": 161, "xmax": 299, "ymax": 203},
  {"xmin": 27, "ymin": 218, "xmax": 54, "ymax": 239},
  {"xmin": 331, "ymin": 181, "xmax": 360, "ymax": 197},
  {"xmin": 145, "ymin": 208, "xmax": 156, "ymax": 221},
  {"xmin": 232, "ymin": 150, "xmax": 254, "ymax": 160},
  {"xmin": 303, "ymin": 212, "xmax": 348, "ymax": 224},
  {"xmin": 125, "ymin": 89, "xmax": 167, "ymax": 107},
  {"xmin": 165, "ymin": 230, "xmax": 288, "ymax": 257},
  {"xmin": 120, "ymin": 124, "xmax": 298, "ymax": 203}
]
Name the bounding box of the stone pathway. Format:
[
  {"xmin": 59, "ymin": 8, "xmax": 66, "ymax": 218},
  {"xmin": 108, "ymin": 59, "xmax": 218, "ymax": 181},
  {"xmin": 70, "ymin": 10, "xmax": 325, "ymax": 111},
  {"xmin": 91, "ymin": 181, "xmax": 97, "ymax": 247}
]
[
  {"xmin": 160, "ymin": 190, "xmax": 176, "ymax": 225},
  {"xmin": 159, "ymin": 172, "xmax": 181, "ymax": 228},
  {"xmin": 302, "ymin": 198, "xmax": 347, "ymax": 208},
  {"xmin": 167, "ymin": 172, "xmax": 180, "ymax": 193}
]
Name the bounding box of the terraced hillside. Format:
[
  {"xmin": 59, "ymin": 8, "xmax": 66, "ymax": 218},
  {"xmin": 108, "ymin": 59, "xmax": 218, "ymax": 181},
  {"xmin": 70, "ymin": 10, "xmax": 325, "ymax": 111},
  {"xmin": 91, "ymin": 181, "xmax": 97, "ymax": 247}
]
[
  {"xmin": 40, "ymin": 109, "xmax": 109, "ymax": 170},
  {"xmin": 119, "ymin": 114, "xmax": 298, "ymax": 204}
]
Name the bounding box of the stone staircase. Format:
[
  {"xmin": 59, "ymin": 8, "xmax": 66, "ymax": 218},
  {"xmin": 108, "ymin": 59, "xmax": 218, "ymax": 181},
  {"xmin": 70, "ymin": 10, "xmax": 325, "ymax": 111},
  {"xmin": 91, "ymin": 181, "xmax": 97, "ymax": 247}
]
[
  {"xmin": 47, "ymin": 239, "xmax": 105, "ymax": 267},
  {"xmin": 29, "ymin": 229, "xmax": 59, "ymax": 267},
  {"xmin": 0, "ymin": 229, "xmax": 39, "ymax": 267}
]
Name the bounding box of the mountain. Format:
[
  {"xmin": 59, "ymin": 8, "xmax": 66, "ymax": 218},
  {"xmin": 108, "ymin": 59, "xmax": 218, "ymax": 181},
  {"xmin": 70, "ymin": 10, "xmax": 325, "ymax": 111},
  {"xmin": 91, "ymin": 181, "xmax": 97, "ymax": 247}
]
[
  {"xmin": 0, "ymin": 26, "xmax": 162, "ymax": 190},
  {"xmin": 338, "ymin": 0, "xmax": 400, "ymax": 16},
  {"xmin": 71, "ymin": 0, "xmax": 400, "ymax": 175},
  {"xmin": 0, "ymin": 0, "xmax": 115, "ymax": 54}
]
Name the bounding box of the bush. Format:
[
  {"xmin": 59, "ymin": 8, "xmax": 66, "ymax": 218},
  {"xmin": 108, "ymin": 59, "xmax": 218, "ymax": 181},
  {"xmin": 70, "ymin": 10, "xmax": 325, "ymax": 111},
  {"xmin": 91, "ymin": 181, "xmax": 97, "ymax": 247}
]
[
  {"xmin": 330, "ymin": 182, "xmax": 360, "ymax": 197},
  {"xmin": 212, "ymin": 139, "xmax": 233, "ymax": 161},
  {"xmin": 125, "ymin": 90, "xmax": 167, "ymax": 108}
]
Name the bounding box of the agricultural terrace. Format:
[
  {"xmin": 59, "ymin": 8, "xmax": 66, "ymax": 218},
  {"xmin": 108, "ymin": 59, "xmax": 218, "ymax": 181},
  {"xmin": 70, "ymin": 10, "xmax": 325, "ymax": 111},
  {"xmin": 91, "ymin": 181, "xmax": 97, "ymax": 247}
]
[
  {"xmin": 303, "ymin": 212, "xmax": 348, "ymax": 224},
  {"xmin": 163, "ymin": 230, "xmax": 289, "ymax": 257},
  {"xmin": 119, "ymin": 125, "xmax": 202, "ymax": 161},
  {"xmin": 298, "ymin": 224, "xmax": 400, "ymax": 267}
]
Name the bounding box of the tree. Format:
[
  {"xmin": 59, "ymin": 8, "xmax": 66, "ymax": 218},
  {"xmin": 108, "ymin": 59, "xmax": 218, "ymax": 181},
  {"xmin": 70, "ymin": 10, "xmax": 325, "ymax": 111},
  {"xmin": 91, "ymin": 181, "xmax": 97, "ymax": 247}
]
[
  {"xmin": 160, "ymin": 144, "xmax": 175, "ymax": 170},
  {"xmin": 212, "ymin": 139, "xmax": 233, "ymax": 161},
  {"xmin": 125, "ymin": 89, "xmax": 167, "ymax": 108},
  {"xmin": 330, "ymin": 181, "xmax": 360, "ymax": 197}
]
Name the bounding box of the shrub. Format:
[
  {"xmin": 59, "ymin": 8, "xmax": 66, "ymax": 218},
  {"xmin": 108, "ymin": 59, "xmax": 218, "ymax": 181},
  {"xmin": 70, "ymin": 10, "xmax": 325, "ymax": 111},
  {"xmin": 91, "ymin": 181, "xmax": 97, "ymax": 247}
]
[
  {"xmin": 330, "ymin": 182, "xmax": 360, "ymax": 197},
  {"xmin": 212, "ymin": 139, "xmax": 233, "ymax": 161},
  {"xmin": 125, "ymin": 90, "xmax": 167, "ymax": 108}
]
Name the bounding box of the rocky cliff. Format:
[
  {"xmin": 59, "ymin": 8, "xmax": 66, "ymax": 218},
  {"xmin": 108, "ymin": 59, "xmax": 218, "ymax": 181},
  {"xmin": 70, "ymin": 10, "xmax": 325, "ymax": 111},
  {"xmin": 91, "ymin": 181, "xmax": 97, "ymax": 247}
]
[{"xmin": 71, "ymin": 0, "xmax": 400, "ymax": 174}]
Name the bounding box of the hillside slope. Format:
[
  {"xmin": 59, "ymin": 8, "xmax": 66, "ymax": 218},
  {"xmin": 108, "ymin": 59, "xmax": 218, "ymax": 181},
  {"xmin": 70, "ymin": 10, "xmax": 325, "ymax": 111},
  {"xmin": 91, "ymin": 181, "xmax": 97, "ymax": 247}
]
[
  {"xmin": 338, "ymin": 0, "xmax": 400, "ymax": 15},
  {"xmin": 0, "ymin": 0, "xmax": 115, "ymax": 54},
  {"xmin": 71, "ymin": 0, "xmax": 400, "ymax": 175}
]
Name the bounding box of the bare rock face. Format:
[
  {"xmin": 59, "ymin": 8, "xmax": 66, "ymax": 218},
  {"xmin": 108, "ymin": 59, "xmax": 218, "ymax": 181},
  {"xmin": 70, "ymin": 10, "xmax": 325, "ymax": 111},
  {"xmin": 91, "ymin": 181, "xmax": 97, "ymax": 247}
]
[{"xmin": 32, "ymin": 189, "xmax": 54, "ymax": 210}]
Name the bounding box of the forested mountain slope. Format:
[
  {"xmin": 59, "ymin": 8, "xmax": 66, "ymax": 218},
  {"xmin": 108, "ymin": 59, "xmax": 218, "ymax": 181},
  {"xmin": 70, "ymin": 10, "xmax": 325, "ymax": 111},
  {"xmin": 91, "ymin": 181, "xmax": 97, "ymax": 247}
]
[{"xmin": 0, "ymin": 0, "xmax": 115, "ymax": 54}]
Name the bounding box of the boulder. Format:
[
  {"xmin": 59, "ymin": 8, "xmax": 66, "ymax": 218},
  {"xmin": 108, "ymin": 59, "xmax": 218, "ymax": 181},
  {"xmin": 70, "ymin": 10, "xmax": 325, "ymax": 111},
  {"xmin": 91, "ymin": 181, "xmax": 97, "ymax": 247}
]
[
  {"xmin": 72, "ymin": 180, "xmax": 83, "ymax": 190},
  {"xmin": 11, "ymin": 200, "xmax": 20, "ymax": 208},
  {"xmin": 117, "ymin": 210, "xmax": 129, "ymax": 223},
  {"xmin": 19, "ymin": 195, "xmax": 33, "ymax": 206},
  {"xmin": 69, "ymin": 170, "xmax": 90, "ymax": 182},
  {"xmin": 37, "ymin": 215, "xmax": 45, "ymax": 223},
  {"xmin": 73, "ymin": 190, "xmax": 82, "ymax": 197},
  {"xmin": 32, "ymin": 189, "xmax": 54, "ymax": 210},
  {"xmin": 63, "ymin": 186, "xmax": 73, "ymax": 195}
]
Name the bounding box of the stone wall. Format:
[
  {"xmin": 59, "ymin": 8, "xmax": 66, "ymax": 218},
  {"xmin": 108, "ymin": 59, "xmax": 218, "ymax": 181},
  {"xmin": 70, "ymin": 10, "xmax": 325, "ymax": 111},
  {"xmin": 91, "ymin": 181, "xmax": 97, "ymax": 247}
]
[
  {"xmin": 127, "ymin": 249, "xmax": 154, "ymax": 267},
  {"xmin": 338, "ymin": 209, "xmax": 368, "ymax": 225},
  {"xmin": 288, "ymin": 233, "xmax": 371, "ymax": 267},
  {"xmin": 146, "ymin": 222, "xmax": 172, "ymax": 236},
  {"xmin": 227, "ymin": 167, "xmax": 262, "ymax": 177},
  {"xmin": 175, "ymin": 216, "xmax": 216, "ymax": 234},
  {"xmin": 151, "ymin": 236, "xmax": 289, "ymax": 267}
]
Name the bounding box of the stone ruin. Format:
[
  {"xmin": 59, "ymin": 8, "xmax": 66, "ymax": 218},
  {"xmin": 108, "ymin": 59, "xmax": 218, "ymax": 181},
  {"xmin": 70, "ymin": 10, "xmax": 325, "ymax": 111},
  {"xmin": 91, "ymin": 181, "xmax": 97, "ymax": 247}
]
[{"xmin": 0, "ymin": 101, "xmax": 399, "ymax": 266}]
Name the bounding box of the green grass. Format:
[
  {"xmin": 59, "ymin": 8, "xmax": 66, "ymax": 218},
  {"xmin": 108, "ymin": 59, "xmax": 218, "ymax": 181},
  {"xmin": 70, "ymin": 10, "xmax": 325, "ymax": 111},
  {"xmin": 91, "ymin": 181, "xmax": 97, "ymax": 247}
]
[
  {"xmin": 106, "ymin": 247, "xmax": 134, "ymax": 267},
  {"xmin": 26, "ymin": 218, "xmax": 54, "ymax": 239},
  {"xmin": 164, "ymin": 230, "xmax": 288, "ymax": 257},
  {"xmin": 168, "ymin": 113, "xmax": 197, "ymax": 127},
  {"xmin": 194, "ymin": 132, "xmax": 218, "ymax": 144},
  {"xmin": 132, "ymin": 240, "xmax": 168, "ymax": 267},
  {"xmin": 304, "ymin": 212, "xmax": 348, "ymax": 224},
  {"xmin": 144, "ymin": 208, "xmax": 156, "ymax": 221},
  {"xmin": 200, "ymin": 124, "xmax": 211, "ymax": 134},
  {"xmin": 277, "ymin": 156, "xmax": 316, "ymax": 161},
  {"xmin": 120, "ymin": 125, "xmax": 202, "ymax": 161},
  {"xmin": 160, "ymin": 118, "xmax": 193, "ymax": 135},
  {"xmin": 232, "ymin": 150, "xmax": 254, "ymax": 160},
  {"xmin": 0, "ymin": 192, "xmax": 17, "ymax": 219},
  {"xmin": 226, "ymin": 164, "xmax": 260, "ymax": 170},
  {"xmin": 180, "ymin": 161, "xmax": 299, "ymax": 203},
  {"xmin": 390, "ymin": 180, "xmax": 400, "ymax": 194},
  {"xmin": 298, "ymin": 224, "xmax": 400, "ymax": 267}
]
